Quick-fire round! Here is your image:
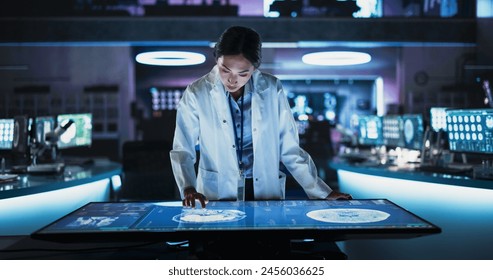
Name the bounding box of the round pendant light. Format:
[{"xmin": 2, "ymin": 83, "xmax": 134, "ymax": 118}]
[
  {"xmin": 136, "ymin": 51, "xmax": 206, "ymax": 66},
  {"xmin": 302, "ymin": 51, "xmax": 371, "ymax": 66}
]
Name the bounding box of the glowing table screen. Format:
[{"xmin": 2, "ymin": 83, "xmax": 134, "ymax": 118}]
[{"xmin": 31, "ymin": 199, "xmax": 440, "ymax": 242}]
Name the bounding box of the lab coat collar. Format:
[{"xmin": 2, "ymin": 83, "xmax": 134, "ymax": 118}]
[{"xmin": 251, "ymin": 68, "xmax": 269, "ymax": 95}]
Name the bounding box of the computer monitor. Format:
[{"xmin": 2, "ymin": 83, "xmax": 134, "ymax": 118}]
[
  {"xmin": 357, "ymin": 115, "xmax": 383, "ymax": 146},
  {"xmin": 430, "ymin": 107, "xmax": 449, "ymax": 132},
  {"xmin": 0, "ymin": 119, "xmax": 14, "ymax": 150},
  {"xmin": 12, "ymin": 115, "xmax": 31, "ymax": 155},
  {"xmin": 401, "ymin": 114, "xmax": 424, "ymax": 150},
  {"xmin": 288, "ymin": 91, "xmax": 339, "ymax": 126},
  {"xmin": 446, "ymin": 109, "xmax": 493, "ymax": 154},
  {"xmin": 34, "ymin": 116, "xmax": 55, "ymax": 146},
  {"xmin": 56, "ymin": 113, "xmax": 92, "ymax": 149},
  {"xmin": 31, "ymin": 199, "xmax": 441, "ymax": 243},
  {"xmin": 382, "ymin": 115, "xmax": 404, "ymax": 148}
]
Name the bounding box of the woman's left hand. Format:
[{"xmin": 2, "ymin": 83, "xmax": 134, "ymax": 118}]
[{"xmin": 325, "ymin": 190, "xmax": 353, "ymax": 200}]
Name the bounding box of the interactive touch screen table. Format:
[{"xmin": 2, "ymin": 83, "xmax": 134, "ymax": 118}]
[{"xmin": 31, "ymin": 199, "xmax": 441, "ymax": 243}]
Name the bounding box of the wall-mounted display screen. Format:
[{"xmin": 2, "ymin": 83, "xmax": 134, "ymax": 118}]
[
  {"xmin": 446, "ymin": 109, "xmax": 493, "ymax": 154},
  {"xmin": 286, "ymin": 91, "xmax": 339, "ymax": 135},
  {"xmin": 56, "ymin": 113, "xmax": 92, "ymax": 149},
  {"xmin": 0, "ymin": 119, "xmax": 14, "ymax": 150},
  {"xmin": 287, "ymin": 92, "xmax": 338, "ymax": 124},
  {"xmin": 150, "ymin": 87, "xmax": 183, "ymax": 112},
  {"xmin": 31, "ymin": 199, "xmax": 440, "ymax": 243}
]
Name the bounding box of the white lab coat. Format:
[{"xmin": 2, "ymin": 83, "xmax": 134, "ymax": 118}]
[{"xmin": 170, "ymin": 66, "xmax": 333, "ymax": 200}]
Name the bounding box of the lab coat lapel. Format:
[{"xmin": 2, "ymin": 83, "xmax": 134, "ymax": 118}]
[
  {"xmin": 251, "ymin": 71, "xmax": 268, "ymax": 155},
  {"xmin": 208, "ymin": 71, "xmax": 235, "ymax": 155},
  {"xmin": 207, "ymin": 67, "xmax": 233, "ymax": 129},
  {"xmin": 252, "ymin": 69, "xmax": 269, "ymax": 107}
]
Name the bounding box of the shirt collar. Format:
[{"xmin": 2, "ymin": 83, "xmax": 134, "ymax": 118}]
[{"xmin": 222, "ymin": 75, "xmax": 254, "ymax": 99}]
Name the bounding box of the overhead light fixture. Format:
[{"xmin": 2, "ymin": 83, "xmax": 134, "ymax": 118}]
[
  {"xmin": 302, "ymin": 51, "xmax": 371, "ymax": 66},
  {"xmin": 135, "ymin": 51, "xmax": 206, "ymax": 66}
]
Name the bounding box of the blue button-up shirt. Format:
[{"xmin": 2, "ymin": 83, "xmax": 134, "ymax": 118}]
[{"xmin": 227, "ymin": 79, "xmax": 254, "ymax": 178}]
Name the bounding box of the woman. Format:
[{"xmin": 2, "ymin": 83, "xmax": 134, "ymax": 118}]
[{"xmin": 170, "ymin": 26, "xmax": 352, "ymax": 208}]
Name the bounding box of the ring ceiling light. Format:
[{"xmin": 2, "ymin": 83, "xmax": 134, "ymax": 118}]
[
  {"xmin": 302, "ymin": 51, "xmax": 371, "ymax": 66},
  {"xmin": 136, "ymin": 51, "xmax": 206, "ymax": 66}
]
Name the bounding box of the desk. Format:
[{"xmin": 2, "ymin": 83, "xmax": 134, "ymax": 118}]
[
  {"xmin": 0, "ymin": 160, "xmax": 122, "ymax": 236},
  {"xmin": 329, "ymin": 158, "xmax": 493, "ymax": 259},
  {"xmin": 1, "ymin": 199, "xmax": 440, "ymax": 259},
  {"xmin": 329, "ymin": 158, "xmax": 493, "ymax": 191}
]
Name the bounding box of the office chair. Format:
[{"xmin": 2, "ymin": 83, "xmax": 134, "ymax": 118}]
[{"xmin": 119, "ymin": 140, "xmax": 180, "ymax": 201}]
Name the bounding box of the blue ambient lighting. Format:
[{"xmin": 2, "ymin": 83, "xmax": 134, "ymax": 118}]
[
  {"xmin": 0, "ymin": 179, "xmax": 111, "ymax": 235},
  {"xmin": 302, "ymin": 51, "xmax": 372, "ymax": 66},
  {"xmin": 135, "ymin": 51, "xmax": 206, "ymax": 66}
]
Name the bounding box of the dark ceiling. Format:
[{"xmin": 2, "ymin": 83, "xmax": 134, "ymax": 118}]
[{"xmin": 0, "ymin": 17, "xmax": 476, "ymax": 46}]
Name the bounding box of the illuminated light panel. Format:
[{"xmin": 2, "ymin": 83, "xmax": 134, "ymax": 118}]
[
  {"xmin": 375, "ymin": 76, "xmax": 384, "ymax": 116},
  {"xmin": 0, "ymin": 179, "xmax": 111, "ymax": 235},
  {"xmin": 111, "ymin": 175, "xmax": 122, "ymax": 192},
  {"xmin": 135, "ymin": 51, "xmax": 206, "ymax": 66},
  {"xmin": 302, "ymin": 51, "xmax": 371, "ymax": 66}
]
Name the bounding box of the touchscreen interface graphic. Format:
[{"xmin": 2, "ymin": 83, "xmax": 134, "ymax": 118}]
[{"xmin": 32, "ymin": 199, "xmax": 439, "ymax": 239}]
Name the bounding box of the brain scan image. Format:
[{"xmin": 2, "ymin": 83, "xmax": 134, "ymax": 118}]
[
  {"xmin": 307, "ymin": 208, "xmax": 390, "ymax": 223},
  {"xmin": 173, "ymin": 209, "xmax": 246, "ymax": 223}
]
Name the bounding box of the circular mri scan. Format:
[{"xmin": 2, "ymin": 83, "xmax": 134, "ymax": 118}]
[
  {"xmin": 306, "ymin": 208, "xmax": 390, "ymax": 223},
  {"xmin": 173, "ymin": 209, "xmax": 246, "ymax": 223}
]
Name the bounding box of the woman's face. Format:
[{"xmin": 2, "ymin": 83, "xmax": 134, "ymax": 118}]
[{"xmin": 217, "ymin": 54, "xmax": 254, "ymax": 96}]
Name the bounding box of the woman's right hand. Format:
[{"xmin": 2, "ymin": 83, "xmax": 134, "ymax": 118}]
[{"xmin": 183, "ymin": 187, "xmax": 208, "ymax": 208}]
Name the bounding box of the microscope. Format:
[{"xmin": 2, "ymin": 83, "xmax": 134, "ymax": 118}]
[{"xmin": 28, "ymin": 120, "xmax": 74, "ymax": 174}]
